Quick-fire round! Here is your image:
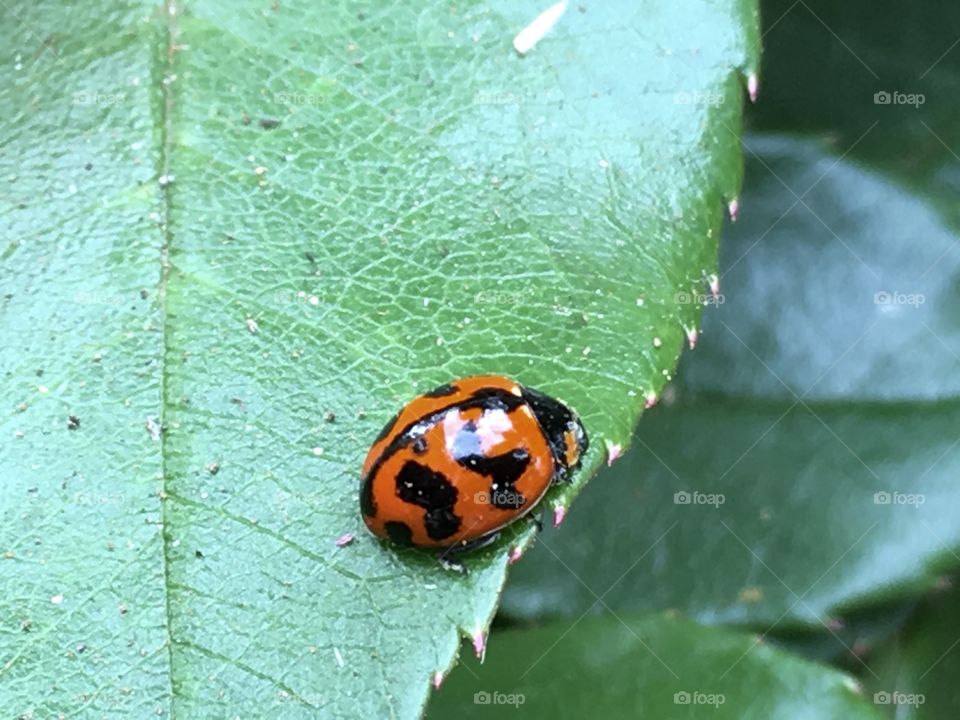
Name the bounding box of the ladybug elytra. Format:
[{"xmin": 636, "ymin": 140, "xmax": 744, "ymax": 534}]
[{"xmin": 360, "ymin": 375, "xmax": 588, "ymax": 552}]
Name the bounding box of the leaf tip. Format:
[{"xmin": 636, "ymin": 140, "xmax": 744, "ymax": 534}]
[{"xmin": 842, "ymin": 677, "xmax": 863, "ymax": 695}]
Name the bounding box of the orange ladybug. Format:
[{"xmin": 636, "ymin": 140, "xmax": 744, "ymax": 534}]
[{"xmin": 360, "ymin": 375, "xmax": 588, "ymax": 552}]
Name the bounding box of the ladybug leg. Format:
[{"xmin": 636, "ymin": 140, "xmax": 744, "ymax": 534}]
[
  {"xmin": 436, "ymin": 555, "xmax": 468, "ymax": 574},
  {"xmin": 549, "ymin": 465, "xmax": 573, "ymax": 486},
  {"xmin": 528, "ymin": 510, "xmax": 544, "ymax": 533},
  {"xmin": 436, "ymin": 532, "xmax": 502, "ymax": 573}
]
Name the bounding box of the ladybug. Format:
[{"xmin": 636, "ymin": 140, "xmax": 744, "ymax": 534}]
[{"xmin": 360, "ymin": 375, "xmax": 588, "ymax": 554}]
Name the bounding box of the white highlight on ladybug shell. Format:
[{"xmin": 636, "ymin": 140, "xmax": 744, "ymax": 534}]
[
  {"xmin": 513, "ymin": 1, "xmax": 568, "ymax": 55},
  {"xmin": 443, "ymin": 407, "xmax": 512, "ymax": 455}
]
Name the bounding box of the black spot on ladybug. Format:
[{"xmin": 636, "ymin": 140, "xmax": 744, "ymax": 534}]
[
  {"xmin": 521, "ymin": 386, "xmax": 585, "ymax": 468},
  {"xmin": 469, "ymin": 387, "xmax": 520, "ymax": 412},
  {"xmin": 423, "ymin": 382, "xmax": 458, "ymax": 398},
  {"xmin": 424, "ymin": 508, "xmax": 461, "ymax": 541},
  {"xmin": 458, "ymin": 448, "xmax": 531, "ymax": 509},
  {"xmin": 360, "ymin": 475, "xmax": 377, "ymax": 518},
  {"xmin": 412, "ymin": 436, "xmax": 428, "ymax": 455},
  {"xmin": 372, "ymin": 409, "xmax": 401, "ymax": 445},
  {"xmin": 385, "ymin": 521, "xmax": 413, "ymax": 546},
  {"xmin": 395, "ymin": 461, "xmax": 461, "ymax": 540}
]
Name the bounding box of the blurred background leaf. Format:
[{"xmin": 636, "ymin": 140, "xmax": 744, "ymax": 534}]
[
  {"xmin": 866, "ymin": 582, "xmax": 960, "ymax": 719},
  {"xmin": 427, "ymin": 614, "xmax": 884, "ymax": 719}
]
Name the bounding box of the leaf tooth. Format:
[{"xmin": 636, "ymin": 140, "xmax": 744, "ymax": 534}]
[
  {"xmin": 707, "ymin": 273, "xmax": 721, "ymax": 299},
  {"xmin": 727, "ymin": 198, "xmax": 740, "ymax": 222},
  {"xmin": 644, "ymin": 390, "xmax": 658, "ymax": 409},
  {"xmin": 472, "ymin": 630, "xmax": 487, "ymax": 662},
  {"xmin": 553, "ymin": 505, "xmax": 567, "ymax": 528},
  {"xmin": 747, "ymin": 73, "xmax": 760, "ymax": 103},
  {"xmin": 604, "ymin": 440, "xmax": 623, "ymax": 466}
]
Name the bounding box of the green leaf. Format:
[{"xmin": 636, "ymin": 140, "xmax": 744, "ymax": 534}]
[
  {"xmin": 426, "ymin": 614, "xmax": 883, "ymax": 719},
  {"xmin": 0, "ymin": 0, "xmax": 758, "ymax": 717},
  {"xmin": 770, "ymin": 599, "xmax": 917, "ymax": 667},
  {"xmin": 502, "ymin": 0, "xmax": 960, "ymax": 630},
  {"xmin": 866, "ymin": 585, "xmax": 960, "ymax": 719}
]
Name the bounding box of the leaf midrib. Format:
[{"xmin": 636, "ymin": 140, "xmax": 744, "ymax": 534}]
[{"xmin": 157, "ymin": 0, "xmax": 178, "ymax": 714}]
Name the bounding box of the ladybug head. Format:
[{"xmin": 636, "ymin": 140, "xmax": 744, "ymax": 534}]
[
  {"xmin": 521, "ymin": 385, "xmax": 589, "ymax": 474},
  {"xmin": 561, "ymin": 416, "xmax": 588, "ymax": 471}
]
